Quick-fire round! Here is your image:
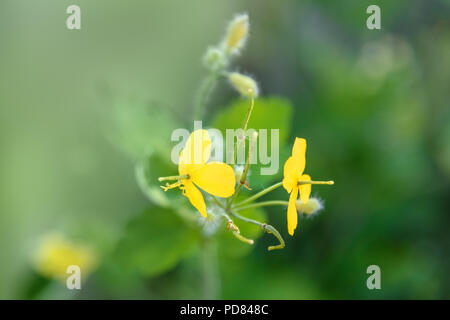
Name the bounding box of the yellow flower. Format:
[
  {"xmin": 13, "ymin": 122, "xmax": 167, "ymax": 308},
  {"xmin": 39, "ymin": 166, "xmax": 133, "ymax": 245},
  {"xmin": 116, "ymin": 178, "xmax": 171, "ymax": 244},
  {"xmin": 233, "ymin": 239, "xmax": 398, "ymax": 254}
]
[
  {"xmin": 282, "ymin": 138, "xmax": 333, "ymax": 235},
  {"xmin": 160, "ymin": 129, "xmax": 235, "ymax": 217},
  {"xmin": 33, "ymin": 232, "xmax": 97, "ymax": 280}
]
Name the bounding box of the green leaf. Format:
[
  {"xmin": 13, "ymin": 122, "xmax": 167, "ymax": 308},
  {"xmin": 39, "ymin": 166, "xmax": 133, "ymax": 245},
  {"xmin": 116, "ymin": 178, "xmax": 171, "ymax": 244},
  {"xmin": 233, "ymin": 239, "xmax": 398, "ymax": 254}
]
[
  {"xmin": 111, "ymin": 207, "xmax": 199, "ymax": 277},
  {"xmin": 108, "ymin": 98, "xmax": 180, "ymax": 160}
]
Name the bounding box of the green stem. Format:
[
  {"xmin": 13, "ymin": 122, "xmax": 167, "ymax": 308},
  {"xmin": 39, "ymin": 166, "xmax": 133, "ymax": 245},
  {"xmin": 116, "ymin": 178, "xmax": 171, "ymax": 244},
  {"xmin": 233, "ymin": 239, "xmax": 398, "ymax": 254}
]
[
  {"xmin": 212, "ymin": 196, "xmax": 255, "ymax": 245},
  {"xmin": 241, "ymin": 91, "xmax": 254, "ymax": 132},
  {"xmin": 202, "ymin": 238, "xmax": 220, "ymax": 299},
  {"xmin": 211, "ymin": 195, "xmax": 226, "ymax": 210},
  {"xmin": 232, "ymin": 94, "xmax": 254, "ymax": 168},
  {"xmin": 194, "ymin": 71, "xmax": 219, "ymax": 120},
  {"xmin": 233, "ymin": 200, "xmax": 289, "ymax": 212},
  {"xmin": 231, "ymin": 231, "xmax": 254, "ymax": 245},
  {"xmin": 234, "ymin": 181, "xmax": 283, "ymax": 208},
  {"xmin": 228, "ymin": 132, "xmax": 258, "ymax": 207},
  {"xmin": 263, "ymin": 224, "xmax": 286, "ymax": 251},
  {"xmin": 229, "ymin": 210, "xmax": 285, "ymax": 251}
]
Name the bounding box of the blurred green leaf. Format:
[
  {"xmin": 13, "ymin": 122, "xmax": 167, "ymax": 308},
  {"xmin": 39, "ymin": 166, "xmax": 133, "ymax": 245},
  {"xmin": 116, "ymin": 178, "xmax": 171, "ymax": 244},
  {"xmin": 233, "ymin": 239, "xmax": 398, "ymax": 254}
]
[
  {"xmin": 108, "ymin": 98, "xmax": 180, "ymax": 160},
  {"xmin": 112, "ymin": 207, "xmax": 200, "ymax": 277}
]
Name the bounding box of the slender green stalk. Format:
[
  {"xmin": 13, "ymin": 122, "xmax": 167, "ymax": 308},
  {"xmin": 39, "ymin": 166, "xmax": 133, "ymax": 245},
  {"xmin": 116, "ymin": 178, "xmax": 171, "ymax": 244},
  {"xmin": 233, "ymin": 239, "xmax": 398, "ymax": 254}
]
[
  {"xmin": 241, "ymin": 90, "xmax": 254, "ymax": 131},
  {"xmin": 212, "ymin": 196, "xmax": 255, "ymax": 244},
  {"xmin": 212, "ymin": 196, "xmax": 254, "ymax": 245},
  {"xmin": 229, "ymin": 210, "xmax": 265, "ymax": 226},
  {"xmin": 228, "ymin": 132, "xmax": 258, "ymax": 207},
  {"xmin": 234, "ymin": 181, "xmax": 283, "ymax": 208},
  {"xmin": 231, "ymin": 231, "xmax": 254, "ymax": 245},
  {"xmin": 202, "ymin": 238, "xmax": 220, "ymax": 299},
  {"xmin": 233, "ymin": 200, "xmax": 289, "ymax": 212},
  {"xmin": 211, "ymin": 195, "xmax": 226, "ymax": 210},
  {"xmin": 230, "ymin": 210, "xmax": 285, "ymax": 251},
  {"xmin": 263, "ymin": 224, "xmax": 285, "ymax": 251},
  {"xmin": 194, "ymin": 71, "xmax": 219, "ymax": 120},
  {"xmin": 232, "ymin": 92, "xmax": 254, "ymax": 170}
]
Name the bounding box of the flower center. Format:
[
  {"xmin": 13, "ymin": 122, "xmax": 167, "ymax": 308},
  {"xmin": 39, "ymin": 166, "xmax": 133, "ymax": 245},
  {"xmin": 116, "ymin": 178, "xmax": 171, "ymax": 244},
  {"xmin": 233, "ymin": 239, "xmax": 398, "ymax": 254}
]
[{"xmin": 158, "ymin": 174, "xmax": 190, "ymax": 192}]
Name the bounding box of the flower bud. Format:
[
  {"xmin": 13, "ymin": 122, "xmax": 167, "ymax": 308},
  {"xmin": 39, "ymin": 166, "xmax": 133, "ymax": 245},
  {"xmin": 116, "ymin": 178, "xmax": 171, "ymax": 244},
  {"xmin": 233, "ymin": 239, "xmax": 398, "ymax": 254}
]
[
  {"xmin": 295, "ymin": 197, "xmax": 323, "ymax": 215},
  {"xmin": 203, "ymin": 47, "xmax": 225, "ymax": 70},
  {"xmin": 224, "ymin": 13, "xmax": 249, "ymax": 52},
  {"xmin": 228, "ymin": 72, "xmax": 259, "ymax": 97}
]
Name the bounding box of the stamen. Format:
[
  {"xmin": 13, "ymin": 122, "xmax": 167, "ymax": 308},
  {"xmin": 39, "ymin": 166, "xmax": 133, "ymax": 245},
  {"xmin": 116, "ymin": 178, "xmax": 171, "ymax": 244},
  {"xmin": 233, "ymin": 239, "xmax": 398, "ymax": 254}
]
[
  {"xmin": 160, "ymin": 181, "xmax": 182, "ymax": 192},
  {"xmin": 242, "ymin": 181, "xmax": 252, "ymax": 190},
  {"xmin": 158, "ymin": 174, "xmax": 189, "ymax": 182},
  {"xmin": 298, "ymin": 180, "xmax": 334, "ymax": 185}
]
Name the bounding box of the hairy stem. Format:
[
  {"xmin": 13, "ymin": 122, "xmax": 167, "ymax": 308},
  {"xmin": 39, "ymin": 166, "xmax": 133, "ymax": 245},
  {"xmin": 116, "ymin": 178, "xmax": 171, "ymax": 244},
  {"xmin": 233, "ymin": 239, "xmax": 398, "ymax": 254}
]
[{"xmin": 194, "ymin": 71, "xmax": 219, "ymax": 120}]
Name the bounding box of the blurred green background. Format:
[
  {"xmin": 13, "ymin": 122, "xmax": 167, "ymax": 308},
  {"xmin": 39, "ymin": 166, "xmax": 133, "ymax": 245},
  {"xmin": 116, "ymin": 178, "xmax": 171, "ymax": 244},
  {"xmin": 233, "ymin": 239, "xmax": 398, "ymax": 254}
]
[{"xmin": 1, "ymin": 0, "xmax": 449, "ymax": 299}]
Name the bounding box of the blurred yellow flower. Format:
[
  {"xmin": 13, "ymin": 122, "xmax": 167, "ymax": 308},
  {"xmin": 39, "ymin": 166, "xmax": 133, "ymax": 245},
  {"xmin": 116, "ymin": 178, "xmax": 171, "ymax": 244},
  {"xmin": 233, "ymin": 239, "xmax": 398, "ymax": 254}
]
[
  {"xmin": 33, "ymin": 232, "xmax": 97, "ymax": 280},
  {"xmin": 283, "ymin": 138, "xmax": 333, "ymax": 235},
  {"xmin": 160, "ymin": 129, "xmax": 235, "ymax": 217}
]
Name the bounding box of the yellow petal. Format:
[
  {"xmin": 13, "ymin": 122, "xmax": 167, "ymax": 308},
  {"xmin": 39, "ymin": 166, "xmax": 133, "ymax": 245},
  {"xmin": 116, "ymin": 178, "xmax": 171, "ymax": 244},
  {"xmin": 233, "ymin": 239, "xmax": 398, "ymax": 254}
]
[
  {"xmin": 287, "ymin": 186, "xmax": 299, "ymax": 236},
  {"xmin": 299, "ymin": 174, "xmax": 311, "ymax": 203},
  {"xmin": 283, "ymin": 138, "xmax": 307, "ymax": 193},
  {"xmin": 179, "ymin": 129, "xmax": 211, "ymax": 176},
  {"xmin": 291, "ymin": 138, "xmax": 306, "ymax": 175},
  {"xmin": 282, "ymin": 157, "xmax": 296, "ymax": 193},
  {"xmin": 182, "ymin": 181, "xmax": 207, "ymax": 217},
  {"xmin": 192, "ymin": 162, "xmax": 236, "ymax": 198}
]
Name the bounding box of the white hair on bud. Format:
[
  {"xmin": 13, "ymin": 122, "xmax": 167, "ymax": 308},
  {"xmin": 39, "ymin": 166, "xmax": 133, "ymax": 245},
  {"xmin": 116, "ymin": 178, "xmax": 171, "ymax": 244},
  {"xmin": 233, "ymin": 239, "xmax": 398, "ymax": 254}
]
[
  {"xmin": 224, "ymin": 13, "xmax": 249, "ymax": 53},
  {"xmin": 296, "ymin": 197, "xmax": 324, "ymax": 218},
  {"xmin": 228, "ymin": 72, "xmax": 259, "ymax": 97}
]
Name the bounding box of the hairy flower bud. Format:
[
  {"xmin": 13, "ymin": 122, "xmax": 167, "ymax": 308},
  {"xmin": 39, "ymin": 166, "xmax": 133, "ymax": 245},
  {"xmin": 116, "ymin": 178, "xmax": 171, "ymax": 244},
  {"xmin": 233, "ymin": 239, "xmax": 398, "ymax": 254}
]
[
  {"xmin": 224, "ymin": 13, "xmax": 249, "ymax": 52},
  {"xmin": 295, "ymin": 197, "xmax": 323, "ymax": 215},
  {"xmin": 228, "ymin": 72, "xmax": 259, "ymax": 97},
  {"xmin": 234, "ymin": 165, "xmax": 244, "ymax": 183},
  {"xmin": 203, "ymin": 47, "xmax": 225, "ymax": 70}
]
